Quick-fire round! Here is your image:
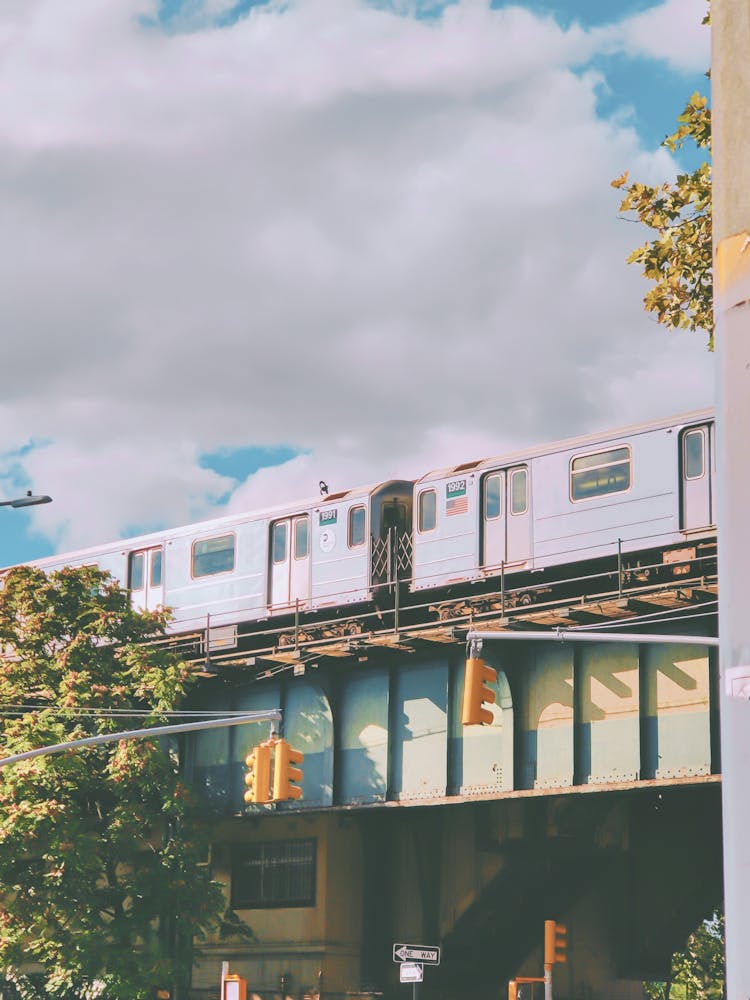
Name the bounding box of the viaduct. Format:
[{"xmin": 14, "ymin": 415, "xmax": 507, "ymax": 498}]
[{"xmin": 181, "ymin": 576, "xmax": 721, "ymax": 1000}]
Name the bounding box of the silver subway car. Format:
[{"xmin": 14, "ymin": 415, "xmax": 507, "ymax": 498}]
[
  {"xmin": 23, "ymin": 480, "xmax": 413, "ymax": 632},
  {"xmin": 11, "ymin": 409, "xmax": 714, "ymax": 630},
  {"xmin": 410, "ymin": 409, "xmax": 715, "ymax": 592}
]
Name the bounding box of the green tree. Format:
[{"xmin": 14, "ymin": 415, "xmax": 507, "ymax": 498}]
[
  {"xmin": 612, "ymin": 1, "xmax": 712, "ymax": 349},
  {"xmin": 644, "ymin": 910, "xmax": 725, "ymax": 1000},
  {"xmin": 0, "ymin": 565, "xmax": 226, "ymax": 1000},
  {"xmin": 612, "ymin": 91, "xmax": 712, "ymax": 347}
]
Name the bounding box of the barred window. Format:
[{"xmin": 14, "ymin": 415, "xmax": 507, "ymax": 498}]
[{"xmin": 232, "ymin": 839, "xmax": 316, "ymax": 909}]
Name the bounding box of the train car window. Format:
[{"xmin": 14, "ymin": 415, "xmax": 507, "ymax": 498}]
[
  {"xmin": 484, "ymin": 474, "xmax": 502, "ymax": 520},
  {"xmin": 419, "ymin": 490, "xmax": 437, "ymax": 532},
  {"xmin": 684, "ymin": 429, "xmax": 705, "ymax": 480},
  {"xmin": 510, "ymin": 469, "xmax": 528, "ymax": 515},
  {"xmin": 272, "ymin": 522, "xmax": 288, "ymax": 564},
  {"xmin": 294, "ymin": 517, "xmax": 309, "ymax": 560},
  {"xmin": 151, "ymin": 549, "xmax": 163, "ymax": 588},
  {"xmin": 129, "ymin": 552, "xmax": 145, "ymax": 591},
  {"xmin": 571, "ymin": 447, "xmax": 631, "ymax": 501},
  {"xmin": 192, "ymin": 534, "xmax": 236, "ymax": 577},
  {"xmin": 348, "ymin": 506, "xmax": 366, "ymax": 548}
]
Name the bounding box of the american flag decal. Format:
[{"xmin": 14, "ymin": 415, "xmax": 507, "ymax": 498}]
[
  {"xmin": 446, "ymin": 495, "xmax": 469, "ymax": 516},
  {"xmin": 446, "ymin": 479, "xmax": 469, "ymax": 516}
]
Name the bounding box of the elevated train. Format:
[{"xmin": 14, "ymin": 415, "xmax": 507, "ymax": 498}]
[{"xmin": 12, "ymin": 408, "xmax": 716, "ymax": 640}]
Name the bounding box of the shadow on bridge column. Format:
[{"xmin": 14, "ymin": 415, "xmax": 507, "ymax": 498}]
[{"xmin": 359, "ymin": 782, "xmax": 722, "ymax": 1000}]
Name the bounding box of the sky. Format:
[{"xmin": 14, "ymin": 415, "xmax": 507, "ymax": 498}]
[{"xmin": 0, "ymin": 0, "xmax": 713, "ymax": 564}]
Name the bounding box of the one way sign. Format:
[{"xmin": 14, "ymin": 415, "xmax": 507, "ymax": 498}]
[{"xmin": 393, "ymin": 943, "xmax": 441, "ymax": 966}]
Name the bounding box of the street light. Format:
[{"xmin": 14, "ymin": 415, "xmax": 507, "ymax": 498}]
[{"xmin": 0, "ymin": 491, "xmax": 52, "ymax": 509}]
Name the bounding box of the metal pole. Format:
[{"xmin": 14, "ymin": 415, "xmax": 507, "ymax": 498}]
[
  {"xmin": 0, "ymin": 710, "xmax": 283, "ymax": 768},
  {"xmin": 617, "ymin": 537, "xmax": 623, "ymax": 598},
  {"xmin": 543, "ymin": 966, "xmax": 552, "ymax": 1000},
  {"xmin": 394, "ymin": 551, "xmax": 400, "ymax": 637},
  {"xmin": 466, "ymin": 629, "xmax": 718, "ymax": 648},
  {"xmin": 713, "ymin": 4, "xmax": 750, "ymax": 996}
]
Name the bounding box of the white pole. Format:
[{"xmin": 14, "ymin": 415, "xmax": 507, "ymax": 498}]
[
  {"xmin": 0, "ymin": 710, "xmax": 282, "ymax": 768},
  {"xmin": 466, "ymin": 630, "xmax": 717, "ymax": 648},
  {"xmin": 712, "ymin": 3, "xmax": 750, "ymax": 996}
]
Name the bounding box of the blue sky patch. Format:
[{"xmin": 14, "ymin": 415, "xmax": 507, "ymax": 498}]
[
  {"xmin": 508, "ymin": 0, "xmax": 655, "ymax": 28},
  {"xmin": 588, "ymin": 53, "xmax": 709, "ymax": 169},
  {"xmin": 199, "ymin": 443, "xmax": 303, "ymax": 482},
  {"xmin": 143, "ymin": 0, "xmax": 269, "ymax": 31},
  {"xmin": 0, "ymin": 514, "xmax": 55, "ymax": 567}
]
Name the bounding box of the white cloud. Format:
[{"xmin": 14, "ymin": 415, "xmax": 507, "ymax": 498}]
[
  {"xmin": 0, "ymin": 0, "xmax": 714, "ymax": 556},
  {"xmin": 609, "ymin": 0, "xmax": 710, "ymax": 74},
  {"xmin": 18, "ymin": 437, "xmax": 234, "ymax": 550}
]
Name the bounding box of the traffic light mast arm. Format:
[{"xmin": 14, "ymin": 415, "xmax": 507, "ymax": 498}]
[{"xmin": 0, "ymin": 710, "xmax": 282, "ymax": 769}]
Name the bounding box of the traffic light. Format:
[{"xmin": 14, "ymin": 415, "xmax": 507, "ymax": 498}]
[
  {"xmin": 272, "ymin": 738, "xmax": 304, "ymax": 801},
  {"xmin": 222, "ymin": 974, "xmax": 247, "ymax": 1000},
  {"xmin": 462, "ymin": 657, "xmax": 498, "ymax": 725},
  {"xmin": 544, "ymin": 919, "xmax": 567, "ymax": 965},
  {"xmin": 244, "ymin": 743, "xmax": 272, "ymax": 804}
]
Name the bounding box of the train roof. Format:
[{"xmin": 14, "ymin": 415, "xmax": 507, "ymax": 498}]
[{"xmin": 417, "ymin": 407, "xmax": 715, "ymax": 483}]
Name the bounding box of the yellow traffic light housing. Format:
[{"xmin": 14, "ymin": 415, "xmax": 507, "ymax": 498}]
[
  {"xmin": 222, "ymin": 974, "xmax": 247, "ymax": 1000},
  {"xmin": 462, "ymin": 657, "xmax": 498, "ymax": 725},
  {"xmin": 544, "ymin": 919, "xmax": 567, "ymax": 965},
  {"xmin": 272, "ymin": 738, "xmax": 304, "ymax": 801},
  {"xmin": 244, "ymin": 743, "xmax": 272, "ymax": 804}
]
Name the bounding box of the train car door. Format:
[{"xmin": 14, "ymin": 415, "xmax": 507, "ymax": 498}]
[
  {"xmin": 482, "ymin": 471, "xmax": 506, "ymax": 569},
  {"xmin": 270, "ymin": 515, "xmax": 311, "ymax": 610},
  {"xmin": 481, "ymin": 465, "xmax": 531, "ymax": 569},
  {"xmin": 128, "ymin": 546, "xmax": 164, "ymax": 611},
  {"xmin": 680, "ymin": 424, "xmax": 713, "ymax": 529}
]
